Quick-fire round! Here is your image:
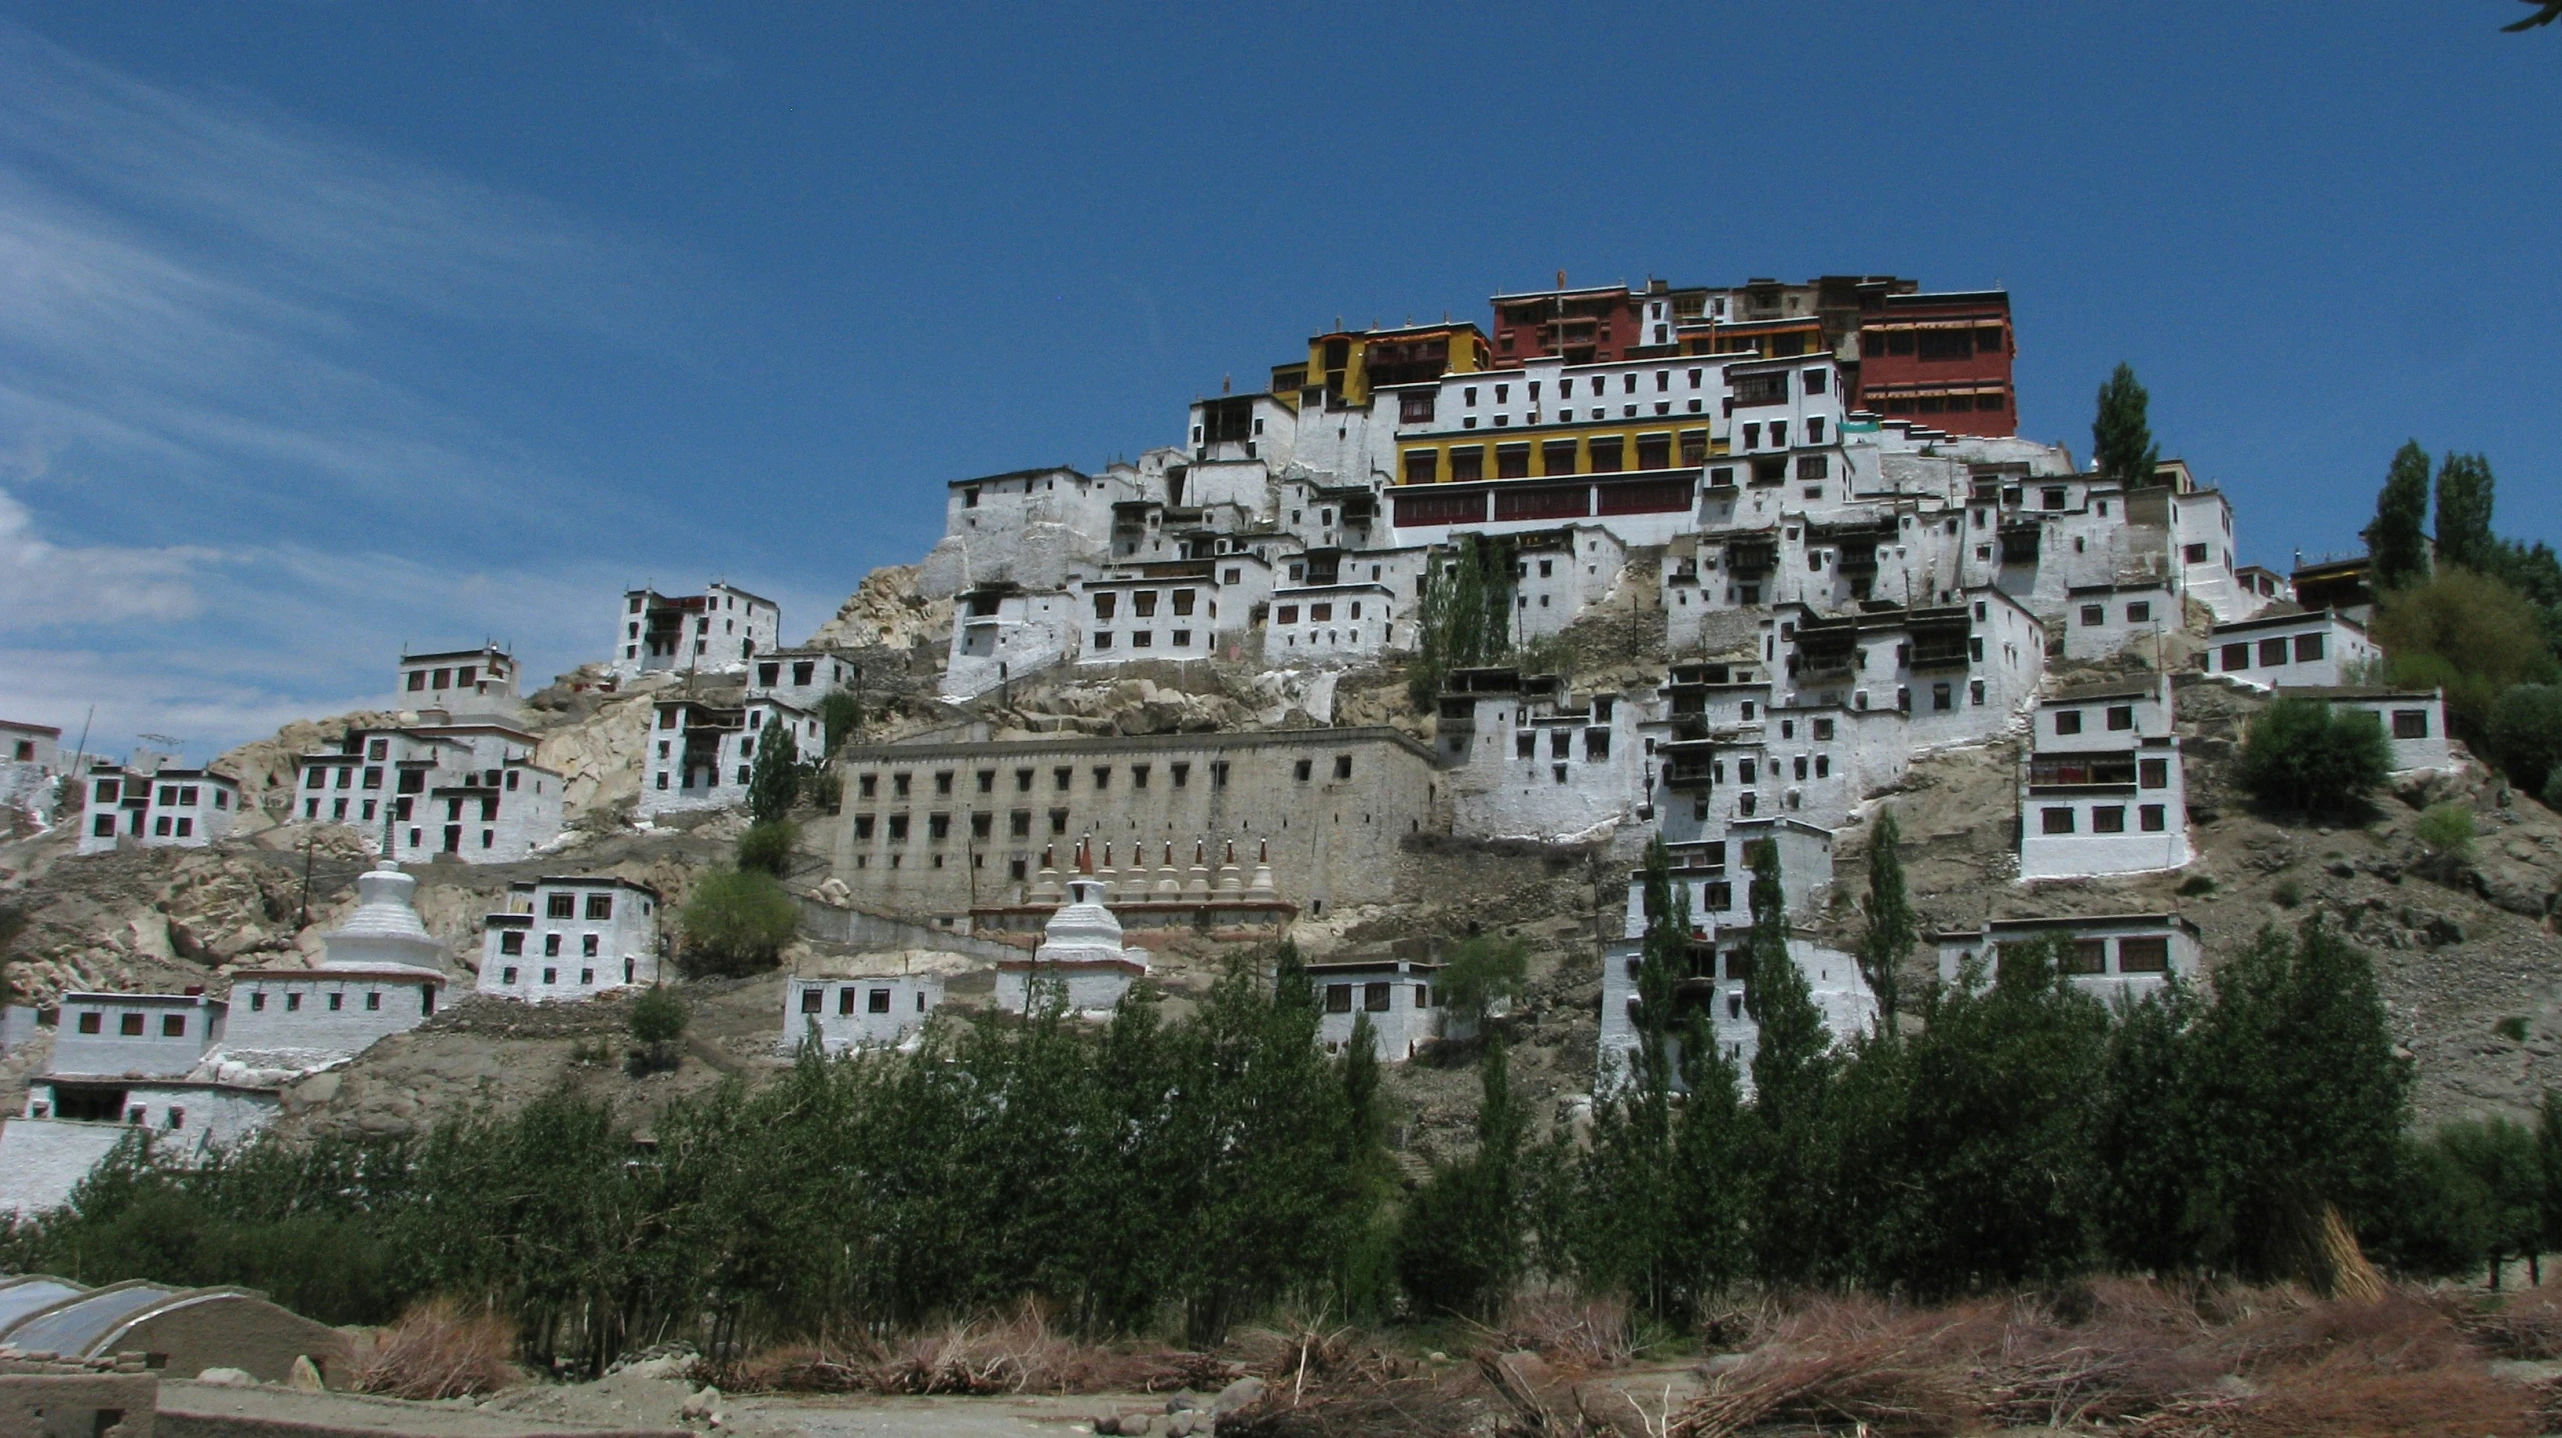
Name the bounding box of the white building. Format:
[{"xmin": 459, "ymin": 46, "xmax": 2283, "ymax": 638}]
[
  {"xmin": 295, "ymin": 723, "xmax": 564, "ymax": 864},
  {"xmin": 2061, "ymin": 583, "xmax": 2176, "ymax": 664},
  {"xmin": 217, "ymin": 861, "xmax": 447, "ymax": 1076},
  {"xmin": 2018, "ymin": 679, "xmax": 2192, "ymax": 880},
  {"xmin": 609, "ymin": 583, "xmax": 780, "ymax": 678},
  {"xmin": 995, "ymin": 869, "xmax": 1148, "ymax": 1016},
  {"xmin": 751, "ymin": 647, "xmax": 858, "ymax": 712},
  {"xmin": 947, "ymin": 585, "xmax": 1078, "ymax": 699},
  {"xmin": 1511, "ymin": 526, "xmax": 1627, "ymax": 641},
  {"xmin": 1596, "ymin": 928, "xmax": 1874, "ymax": 1098},
  {"xmin": 638, "ymin": 694, "xmax": 824, "ymax": 818},
  {"xmin": 2205, "ymin": 610, "xmax": 2380, "ymax": 690},
  {"xmin": 75, "ymin": 757, "xmax": 240, "ymax": 857},
  {"xmin": 477, "ymin": 876, "xmax": 662, "ymax": 1001},
  {"xmin": 784, "ymin": 952, "xmax": 961, "ymax": 1053},
  {"xmin": 1309, "ymin": 958, "xmax": 1450, "ymax": 1062},
  {"xmin": 920, "ymin": 467, "xmax": 1135, "ymax": 600},
  {"xmin": 395, "ymin": 645, "xmax": 519, "ymax": 717},
  {"xmin": 0, "ymin": 719, "xmax": 63, "ymax": 828},
  {"xmin": 1074, "ymin": 562, "xmax": 1255, "ymax": 667},
  {"xmin": 1438, "ymin": 670, "xmax": 1649, "ymax": 844},
  {"xmin": 1934, "ymin": 912, "xmax": 2202, "ymax": 1004},
  {"xmin": 2270, "ymin": 687, "xmax": 2454, "ymax": 773},
  {"xmin": 1264, "ymin": 581, "xmax": 1402, "ymax": 662}
]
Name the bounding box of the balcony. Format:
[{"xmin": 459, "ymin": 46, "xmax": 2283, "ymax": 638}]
[{"xmin": 1999, "ymin": 523, "xmax": 2042, "ymax": 566}]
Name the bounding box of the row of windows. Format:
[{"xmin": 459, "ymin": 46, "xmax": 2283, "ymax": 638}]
[
  {"xmin": 93, "ymin": 780, "xmax": 231, "ymax": 808},
  {"xmin": 2037, "ymin": 804, "xmax": 2173, "ymax": 835},
  {"xmin": 497, "ymin": 930, "xmax": 603, "ymax": 958},
  {"xmin": 93, "ymin": 812, "xmax": 210, "ymax": 839},
  {"xmin": 1403, "ymin": 430, "xmax": 1708, "ymax": 483},
  {"xmin": 306, "ymin": 765, "xmax": 522, "ymax": 793},
  {"xmin": 404, "ymin": 664, "xmax": 488, "ymax": 692},
  {"xmin": 242, "ymin": 987, "xmax": 409, "ymax": 1013},
  {"xmin": 1091, "ymin": 628, "xmax": 1195, "ymax": 651},
  {"xmin": 306, "ymin": 794, "xmax": 502, "ymax": 825},
  {"xmin": 497, "ymin": 963, "xmax": 632, "ymax": 987},
  {"xmin": 1322, "ymin": 982, "xmax": 1432, "ymax": 1013},
  {"xmin": 2078, "ymin": 601, "xmax": 2157, "ymax": 627},
  {"xmin": 2049, "ymin": 704, "xmax": 2142, "ymax": 735},
  {"xmin": 798, "ymin": 985, "xmax": 930, "ymax": 1016},
  {"xmin": 856, "ymin": 760, "xmax": 1235, "ymax": 801},
  {"xmin": 1865, "ymin": 325, "xmax": 2007, "ymax": 359},
  {"xmin": 72, "ymin": 1010, "xmax": 193, "ymax": 1037},
  {"xmin": 1091, "ymin": 589, "xmax": 1196, "ymax": 620},
  {"xmin": 1876, "ymin": 392, "xmax": 2007, "ymax": 416},
  {"xmin": 2216, "ymin": 634, "xmax": 2327, "ymax": 670}
]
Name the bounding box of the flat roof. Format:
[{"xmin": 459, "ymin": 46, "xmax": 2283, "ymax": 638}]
[
  {"xmin": 400, "ymin": 646, "xmax": 510, "ymax": 663},
  {"xmin": 2210, "ymin": 608, "xmax": 2365, "ymax": 637},
  {"xmin": 2044, "ymin": 680, "xmax": 2162, "ymax": 704},
  {"xmin": 0, "ymin": 720, "xmax": 63, "ymax": 736},
  {"xmin": 841, "ymin": 724, "xmax": 1441, "ymax": 766},
  {"xmin": 947, "ymin": 465, "xmax": 1088, "ymax": 489},
  {"xmin": 2272, "ymin": 685, "xmax": 2441, "ymax": 702},
  {"xmin": 1931, "ymin": 912, "xmax": 2201, "ymax": 940}
]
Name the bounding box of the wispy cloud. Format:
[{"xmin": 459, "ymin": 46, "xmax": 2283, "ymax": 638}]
[{"xmin": 0, "ymin": 22, "xmax": 731, "ymax": 759}]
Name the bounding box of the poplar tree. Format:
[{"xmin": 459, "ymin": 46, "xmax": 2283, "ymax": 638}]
[
  {"xmin": 2363, "ymin": 440, "xmax": 2434, "ymax": 590},
  {"xmin": 2434, "ymin": 452, "xmax": 2499, "ymax": 573},
  {"xmin": 745, "ymin": 725, "xmax": 801, "ymax": 827},
  {"xmin": 1741, "ymin": 838, "xmax": 1832, "ymax": 1286},
  {"xmin": 2091, "ymin": 363, "xmax": 2161, "ymax": 488},
  {"xmin": 1855, "ymin": 811, "xmax": 1915, "ymax": 1037}
]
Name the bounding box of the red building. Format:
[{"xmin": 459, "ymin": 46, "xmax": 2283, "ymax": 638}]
[
  {"xmin": 1852, "ymin": 289, "xmax": 2016, "ymax": 437},
  {"xmin": 1487, "ymin": 281, "xmax": 1685, "ymax": 366}
]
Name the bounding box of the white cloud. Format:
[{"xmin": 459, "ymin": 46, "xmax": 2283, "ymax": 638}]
[{"xmin": 0, "ymin": 485, "xmax": 212, "ymax": 627}]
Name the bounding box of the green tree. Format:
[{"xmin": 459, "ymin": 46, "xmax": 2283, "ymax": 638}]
[
  {"xmin": 736, "ymin": 820, "xmax": 798, "ymax": 878},
  {"xmin": 2434, "ymin": 1116, "xmax": 2543, "ymax": 1287},
  {"xmin": 2091, "ymin": 363, "xmax": 2160, "ymax": 489},
  {"xmin": 2236, "ymin": 698, "xmax": 2390, "ymax": 817},
  {"xmin": 0, "ymin": 903, "xmax": 24, "ymax": 1007},
  {"xmin": 1435, "ymin": 931, "xmax": 1528, "ymax": 1033},
  {"xmin": 627, "ymin": 983, "xmax": 687, "ymax": 1073},
  {"xmin": 1855, "ymin": 811, "xmax": 1915, "ymax": 1037},
  {"xmin": 1407, "ymin": 534, "xmax": 1518, "ymax": 707},
  {"xmin": 2091, "ymin": 979, "xmax": 2215, "ymax": 1275},
  {"xmin": 745, "ymin": 725, "xmax": 801, "ymax": 827},
  {"xmin": 2433, "ymin": 451, "xmax": 2498, "ymax": 574},
  {"xmin": 2538, "ymin": 1089, "xmax": 2562, "ymax": 1266},
  {"xmin": 1742, "ymin": 838, "xmax": 1833, "ymax": 1287},
  {"xmin": 2363, "ymin": 440, "xmax": 2434, "ymax": 590},
  {"xmin": 2373, "ymin": 1133, "xmax": 2494, "ymax": 1279},
  {"xmin": 816, "ymin": 687, "xmax": 863, "ymax": 756},
  {"xmin": 2183, "ymin": 919, "xmax": 2411, "ymax": 1290},
  {"xmin": 676, "ymin": 869, "xmax": 800, "ymax": 977},
  {"xmin": 2486, "ymin": 685, "xmax": 2562, "ymax": 796},
  {"xmin": 2372, "ymin": 568, "xmax": 2559, "ymax": 736},
  {"xmin": 1394, "ymin": 1037, "xmax": 1525, "ymax": 1318}
]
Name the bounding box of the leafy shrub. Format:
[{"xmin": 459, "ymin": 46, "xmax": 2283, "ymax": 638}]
[
  {"xmin": 2176, "ymin": 875, "xmax": 2217, "ymax": 897},
  {"xmin": 2487, "ymin": 684, "xmax": 2562, "ymax": 795},
  {"xmin": 746, "ymin": 727, "xmax": 802, "ymax": 827},
  {"xmin": 2272, "ymin": 877, "xmax": 2303, "ymax": 909},
  {"xmin": 677, "ymin": 869, "xmax": 799, "ymax": 977},
  {"xmin": 2237, "ymin": 698, "xmax": 2391, "ymax": 816},
  {"xmin": 629, "ymin": 984, "xmax": 688, "ymax": 1047},
  {"xmin": 818, "ymin": 688, "xmax": 864, "ymax": 755},
  {"xmin": 2371, "ymin": 569, "xmax": 2559, "ymax": 737},
  {"xmin": 2414, "ymin": 802, "xmax": 2475, "ymax": 862},
  {"xmin": 2496, "ymin": 1016, "xmax": 2530, "ymax": 1043},
  {"xmin": 1436, "ymin": 932, "xmax": 1529, "ymax": 1030},
  {"xmin": 738, "ymin": 820, "xmax": 799, "ymax": 878}
]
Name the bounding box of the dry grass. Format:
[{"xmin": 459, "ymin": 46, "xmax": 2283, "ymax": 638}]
[
  {"xmin": 342, "ymin": 1297, "xmax": 521, "ymax": 1401},
  {"xmin": 1664, "ymin": 1279, "xmax": 2539, "ymax": 1438},
  {"xmin": 1481, "ymin": 1294, "xmax": 1636, "ymax": 1374},
  {"xmin": 715, "ymin": 1304, "xmax": 1235, "ymax": 1397}
]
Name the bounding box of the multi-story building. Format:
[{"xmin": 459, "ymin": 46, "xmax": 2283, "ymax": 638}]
[
  {"xmin": 750, "ymin": 647, "xmax": 858, "ymax": 712},
  {"xmin": 1933, "ymin": 913, "xmax": 2203, "ymax": 1004},
  {"xmin": 394, "ymin": 644, "xmax": 519, "ymax": 717},
  {"xmin": 477, "ymin": 876, "xmax": 662, "ymax": 1002},
  {"xmin": 638, "ymin": 693, "xmax": 823, "ymax": 818},
  {"xmin": 2018, "ymin": 679, "xmax": 2192, "ymax": 880},
  {"xmin": 607, "ymin": 583, "xmax": 779, "ymax": 677},
  {"xmin": 0, "ymin": 719, "xmax": 63, "ymax": 828},
  {"xmin": 1853, "ymin": 289, "xmax": 2016, "ymax": 437},
  {"xmin": 294, "ymin": 723, "xmax": 564, "ymax": 863},
  {"xmin": 2203, "ymin": 610, "xmax": 2380, "ymax": 689},
  {"xmin": 75, "ymin": 757, "xmax": 240, "ymax": 857},
  {"xmin": 2061, "ymin": 583, "xmax": 2177, "ymax": 663}
]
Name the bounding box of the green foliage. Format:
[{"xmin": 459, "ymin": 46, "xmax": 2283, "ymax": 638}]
[
  {"xmin": 745, "ymin": 724, "xmax": 802, "ymax": 827},
  {"xmin": 2372, "ymin": 1134, "xmax": 2494, "ymax": 1278},
  {"xmin": 2433, "ymin": 452, "xmax": 2498, "ymax": 574},
  {"xmin": 2237, "ymin": 698, "xmax": 2390, "ymax": 816},
  {"xmin": 2496, "ymin": 1016, "xmax": 2531, "ymax": 1043},
  {"xmin": 2414, "ymin": 802, "xmax": 2476, "ymax": 861},
  {"xmin": 2272, "ymin": 877, "xmax": 2304, "ymax": 909},
  {"xmin": 675, "ymin": 869, "xmax": 799, "ymax": 977},
  {"xmin": 0, "ymin": 903, "xmax": 22, "ymax": 1005},
  {"xmin": 2372, "ymin": 568, "xmax": 2559, "ymax": 737},
  {"xmin": 2176, "ymin": 875, "xmax": 2217, "ymax": 896},
  {"xmin": 1856, "ymin": 811, "xmax": 1915, "ymax": 1036},
  {"xmin": 2428, "ymin": 1118, "xmax": 2541, "ymax": 1284},
  {"xmin": 2363, "ymin": 440, "xmax": 2435, "ymax": 590},
  {"xmin": 2486, "ymin": 684, "xmax": 2562, "ymax": 795},
  {"xmin": 2538, "ymin": 1090, "xmax": 2562, "ymax": 1253},
  {"xmin": 816, "ymin": 687, "xmax": 863, "ymax": 756},
  {"xmin": 736, "ymin": 820, "xmax": 798, "ymax": 878},
  {"xmin": 1394, "ymin": 1038, "xmax": 1524, "ymax": 1319},
  {"xmin": 627, "ymin": 984, "xmax": 687, "ymax": 1047},
  {"xmin": 1742, "ymin": 838, "xmax": 1832, "ymax": 1288},
  {"xmin": 2091, "ymin": 363, "xmax": 2160, "ymax": 489},
  {"xmin": 1435, "ymin": 932, "xmax": 1528, "ymax": 1030},
  {"xmin": 1407, "ymin": 534, "xmax": 1518, "ymax": 707}
]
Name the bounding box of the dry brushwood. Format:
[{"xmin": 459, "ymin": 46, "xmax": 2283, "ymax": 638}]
[{"xmin": 342, "ymin": 1298, "xmax": 520, "ymax": 1401}]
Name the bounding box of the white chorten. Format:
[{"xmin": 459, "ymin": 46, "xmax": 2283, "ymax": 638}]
[{"xmin": 319, "ymin": 861, "xmax": 446, "ymax": 975}]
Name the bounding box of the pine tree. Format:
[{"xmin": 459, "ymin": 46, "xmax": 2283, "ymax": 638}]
[
  {"xmin": 1855, "ymin": 812, "xmax": 1914, "ymax": 1038},
  {"xmin": 2434, "ymin": 452, "xmax": 2498, "ymax": 573},
  {"xmin": 2363, "ymin": 441, "xmax": 2434, "ymax": 590},
  {"xmin": 745, "ymin": 725, "xmax": 801, "ymax": 827},
  {"xmin": 2091, "ymin": 363, "xmax": 2160, "ymax": 488}
]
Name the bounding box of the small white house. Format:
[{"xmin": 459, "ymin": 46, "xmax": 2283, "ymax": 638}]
[
  {"xmin": 639, "ymin": 695, "xmax": 824, "ymax": 818},
  {"xmin": 752, "ymin": 647, "xmax": 858, "ymax": 712},
  {"xmin": 0, "ymin": 991, "xmax": 264, "ymax": 1219},
  {"xmin": 2205, "ymin": 610, "xmax": 2379, "ymax": 689},
  {"xmin": 0, "ymin": 719, "xmax": 63, "ymax": 827},
  {"xmin": 1934, "ymin": 912, "xmax": 2202, "ymax": 1004},
  {"xmin": 2018, "ymin": 679, "xmax": 2192, "ymax": 880},
  {"xmin": 1265, "ymin": 582, "xmax": 1401, "ymax": 662},
  {"xmin": 996, "ymin": 873, "xmax": 1148, "ymax": 1015},
  {"xmin": 783, "ymin": 952, "xmax": 963, "ymax": 1053},
  {"xmin": 395, "ymin": 645, "xmax": 519, "ymax": 717},
  {"xmin": 610, "ymin": 582, "xmax": 780, "ymax": 678},
  {"xmin": 1309, "ymin": 958, "xmax": 1449, "ymax": 1062},
  {"xmin": 946, "ymin": 585, "xmax": 1077, "ymax": 699},
  {"xmin": 76, "ymin": 757, "xmax": 240, "ymax": 856},
  {"xmin": 2268, "ymin": 687, "xmax": 2454, "ymax": 773},
  {"xmin": 477, "ymin": 876, "xmax": 662, "ymax": 1001},
  {"xmin": 2061, "ymin": 584, "xmax": 2175, "ymax": 663}
]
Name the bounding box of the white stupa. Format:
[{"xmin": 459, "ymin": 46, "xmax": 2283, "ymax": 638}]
[
  {"xmin": 212, "ymin": 860, "xmax": 449, "ymax": 1080},
  {"xmin": 317, "ymin": 862, "xmax": 447, "ymax": 975},
  {"xmin": 997, "ymin": 841, "xmax": 1149, "ymax": 1016}
]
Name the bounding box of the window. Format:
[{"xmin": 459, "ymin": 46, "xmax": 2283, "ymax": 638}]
[
  {"xmin": 1497, "ymin": 443, "xmax": 1531, "ymax": 479},
  {"xmin": 1402, "ymin": 450, "xmax": 1438, "ymax": 484},
  {"xmin": 887, "ymin": 814, "xmax": 909, "ymax": 841},
  {"xmin": 1542, "ymin": 439, "xmax": 1579, "ymax": 475},
  {"xmin": 2126, "ymin": 601, "xmax": 2152, "ymax": 623},
  {"xmin": 1092, "ymin": 766, "xmax": 1110, "ymax": 790},
  {"xmin": 2093, "ymin": 805, "xmax": 2127, "ymax": 833},
  {"xmin": 2259, "ymin": 638, "xmax": 2288, "ymax": 667},
  {"xmin": 859, "ymin": 774, "xmax": 878, "ymax": 799},
  {"xmin": 1363, "ymin": 982, "xmax": 1391, "ymax": 1012},
  {"xmin": 1212, "ymin": 760, "xmax": 1230, "ymax": 787},
  {"xmin": 869, "ymin": 988, "xmax": 892, "ymax": 1014},
  {"xmin": 1309, "ymin": 603, "xmax": 1333, "ymax": 623},
  {"xmin": 2184, "ymin": 542, "xmax": 2210, "ymax": 563},
  {"xmin": 547, "ymin": 892, "xmax": 576, "ymax": 919},
  {"xmin": 972, "ymin": 812, "xmax": 992, "ymax": 838},
  {"xmin": 2293, "ymin": 633, "xmax": 2325, "ymax": 663},
  {"xmin": 286, "ymin": 992, "xmax": 301, "ymax": 1012},
  {"xmin": 1133, "ymin": 591, "xmax": 1158, "ymax": 618},
  {"xmin": 1636, "ymin": 433, "xmax": 1670, "ymax": 470},
  {"xmin": 586, "ymin": 893, "xmax": 613, "ymax": 921},
  {"xmin": 977, "ymin": 769, "xmax": 996, "ymax": 794},
  {"xmin": 2393, "ymin": 709, "xmax": 2430, "ymax": 739},
  {"xmin": 894, "ymin": 774, "xmax": 912, "ymax": 798},
  {"xmin": 1010, "ymin": 810, "xmax": 1032, "ymax": 838},
  {"xmin": 2042, "ymin": 806, "xmax": 2077, "ymax": 835},
  {"xmin": 544, "ymin": 933, "xmax": 563, "ymax": 957},
  {"xmin": 1589, "ymin": 436, "xmax": 1623, "ymax": 473},
  {"xmin": 366, "ymin": 991, "xmax": 383, "ymax": 1011},
  {"xmin": 2221, "ymin": 642, "xmax": 2251, "ymax": 671},
  {"xmin": 501, "ymin": 930, "xmax": 525, "ymax": 956},
  {"xmin": 1400, "ymin": 392, "xmax": 1435, "ymax": 424},
  {"xmin": 935, "ymin": 771, "xmax": 954, "ymax": 795},
  {"xmin": 803, "ymin": 986, "xmax": 825, "ymax": 1014},
  {"xmin": 1813, "ymin": 717, "xmax": 1835, "ymax": 741},
  {"xmin": 1334, "ymin": 754, "xmax": 1353, "ymax": 780},
  {"xmin": 2054, "ymin": 709, "xmax": 2083, "ymax": 735},
  {"xmin": 1277, "ymin": 605, "xmax": 1299, "ymax": 624},
  {"xmin": 1049, "ymin": 808, "xmax": 1069, "ymax": 835},
  {"xmin": 1448, "ymin": 445, "xmax": 1484, "ymax": 482},
  {"xmin": 1294, "ymin": 759, "xmax": 1313, "ymax": 782},
  {"xmin": 2081, "ymin": 604, "xmax": 2104, "ymax": 627},
  {"xmin": 1092, "ymin": 592, "xmax": 1116, "ymax": 620},
  {"xmin": 1054, "ymin": 767, "xmax": 1072, "ymax": 791},
  {"xmin": 1517, "ymin": 732, "xmax": 1536, "ymax": 759},
  {"xmin": 1326, "ymin": 984, "xmax": 1352, "ymax": 1014},
  {"xmin": 328, "ymin": 992, "xmax": 344, "ymax": 1011},
  {"xmin": 2107, "ymin": 705, "xmax": 2134, "ymax": 731},
  {"xmin": 854, "ymin": 814, "xmax": 875, "ymax": 839},
  {"xmin": 1171, "ymin": 762, "xmax": 1189, "ymax": 787},
  {"xmin": 2139, "ymin": 804, "xmax": 2167, "ymax": 832},
  {"xmin": 1797, "ymin": 455, "xmax": 1828, "ymax": 480}
]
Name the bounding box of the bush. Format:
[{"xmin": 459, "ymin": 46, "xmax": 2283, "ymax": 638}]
[
  {"xmin": 2414, "ymin": 802, "xmax": 2475, "ymax": 863},
  {"xmin": 677, "ymin": 869, "xmax": 800, "ymax": 977},
  {"xmin": 1436, "ymin": 932, "xmax": 1529, "ymax": 1031},
  {"xmin": 746, "ymin": 727, "xmax": 802, "ymax": 828},
  {"xmin": 2487, "ymin": 684, "xmax": 2562, "ymax": 795},
  {"xmin": 2272, "ymin": 877, "xmax": 2303, "ymax": 908},
  {"xmin": 818, "ymin": 688, "xmax": 863, "ymax": 756},
  {"xmin": 344, "ymin": 1298, "xmax": 519, "ymax": 1400},
  {"xmin": 2237, "ymin": 699, "xmax": 2390, "ymax": 816},
  {"xmin": 2371, "ymin": 569, "xmax": 2559, "ymax": 737},
  {"xmin": 738, "ymin": 820, "xmax": 799, "ymax": 878},
  {"xmin": 629, "ymin": 984, "xmax": 687, "ymax": 1046}
]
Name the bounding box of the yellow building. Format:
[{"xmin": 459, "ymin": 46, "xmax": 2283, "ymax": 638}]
[
  {"xmin": 1395, "ymin": 420, "xmax": 1726, "ymax": 486},
  {"xmin": 1268, "ymin": 323, "xmax": 1491, "ymax": 412}
]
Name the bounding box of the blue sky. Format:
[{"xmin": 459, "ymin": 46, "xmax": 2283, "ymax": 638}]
[{"xmin": 0, "ymin": 3, "xmax": 2554, "ymax": 758}]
